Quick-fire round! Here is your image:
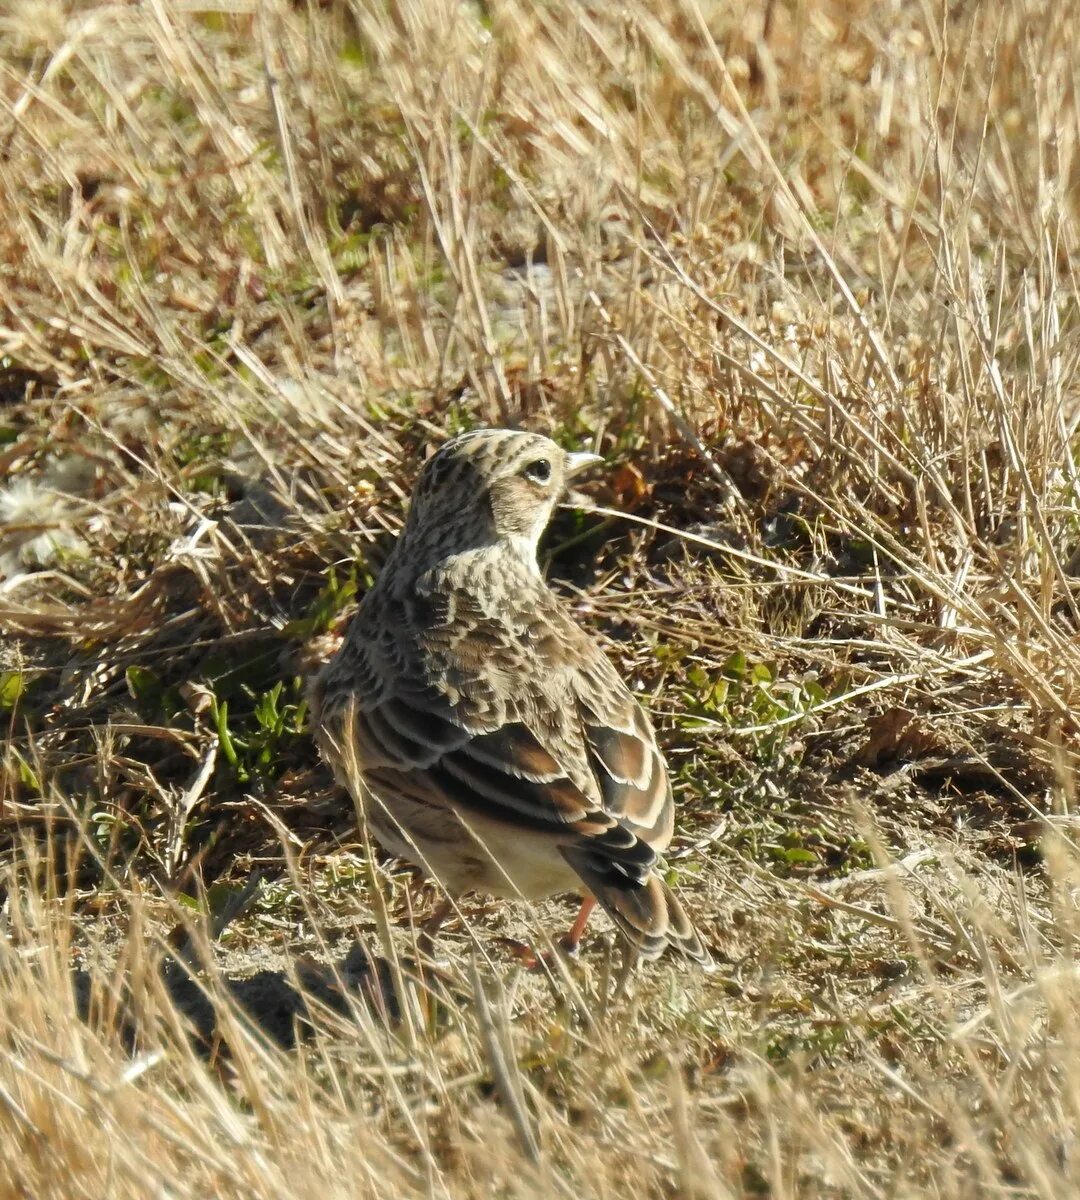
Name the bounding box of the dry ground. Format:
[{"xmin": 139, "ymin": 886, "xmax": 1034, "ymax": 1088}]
[{"xmin": 2, "ymin": 0, "xmax": 1080, "ymax": 1196}]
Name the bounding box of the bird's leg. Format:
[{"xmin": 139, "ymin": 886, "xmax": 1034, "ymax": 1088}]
[
  {"xmin": 422, "ymin": 897, "xmax": 454, "ymax": 937},
  {"xmin": 417, "ymin": 896, "xmax": 454, "ymax": 962},
  {"xmin": 561, "ymin": 896, "xmax": 597, "ymax": 955},
  {"xmin": 404, "ymin": 865, "xmax": 428, "ymax": 903},
  {"xmin": 500, "ymin": 896, "xmax": 600, "ymax": 969}
]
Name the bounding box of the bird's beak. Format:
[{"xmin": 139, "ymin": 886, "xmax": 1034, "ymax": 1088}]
[{"xmin": 565, "ymin": 450, "xmax": 604, "ymax": 478}]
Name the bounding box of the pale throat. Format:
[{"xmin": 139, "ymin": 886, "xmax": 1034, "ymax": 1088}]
[
  {"xmin": 391, "ymin": 529, "xmax": 545, "ymax": 591},
  {"xmin": 505, "ymin": 497, "xmax": 558, "ymax": 563},
  {"xmin": 394, "ymin": 495, "xmax": 552, "ymax": 578},
  {"xmin": 503, "ymin": 531, "xmax": 544, "ymax": 568}
]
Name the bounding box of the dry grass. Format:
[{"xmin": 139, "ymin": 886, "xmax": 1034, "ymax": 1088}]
[{"xmin": 2, "ymin": 0, "xmax": 1080, "ymax": 1195}]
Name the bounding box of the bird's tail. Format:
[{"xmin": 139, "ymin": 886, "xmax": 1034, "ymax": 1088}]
[{"xmin": 565, "ymin": 855, "xmax": 710, "ymax": 965}]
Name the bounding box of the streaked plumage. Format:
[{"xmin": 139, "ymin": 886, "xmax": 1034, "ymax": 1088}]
[{"xmin": 311, "ymin": 428, "xmax": 707, "ymax": 963}]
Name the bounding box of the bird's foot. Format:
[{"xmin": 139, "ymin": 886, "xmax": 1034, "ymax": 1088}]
[{"xmin": 497, "ymin": 935, "xmax": 582, "ymax": 971}]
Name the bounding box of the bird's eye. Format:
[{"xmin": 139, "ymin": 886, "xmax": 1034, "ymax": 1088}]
[{"xmin": 522, "ymin": 458, "xmax": 552, "ymax": 484}]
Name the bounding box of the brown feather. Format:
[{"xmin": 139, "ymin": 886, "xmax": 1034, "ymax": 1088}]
[{"xmin": 311, "ymin": 428, "xmax": 707, "ymax": 963}]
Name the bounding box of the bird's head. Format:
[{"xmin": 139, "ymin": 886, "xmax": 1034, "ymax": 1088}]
[{"xmin": 399, "ymin": 428, "xmax": 602, "ymax": 566}]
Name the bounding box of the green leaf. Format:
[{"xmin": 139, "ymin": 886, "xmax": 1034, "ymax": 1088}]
[
  {"xmin": 686, "ymin": 665, "xmax": 710, "ymax": 690},
  {"xmin": 283, "ymin": 565, "xmax": 359, "ymax": 639},
  {"xmin": 679, "ymin": 716, "xmax": 719, "ymax": 732},
  {"xmin": 214, "ymin": 699, "xmax": 240, "ymax": 768},
  {"xmin": 0, "ymin": 671, "xmax": 25, "ymax": 710},
  {"xmin": 125, "ymin": 665, "xmax": 159, "ymax": 702},
  {"xmin": 722, "ymin": 651, "xmax": 747, "ymax": 680},
  {"xmin": 16, "ymin": 756, "xmax": 40, "ymax": 792}
]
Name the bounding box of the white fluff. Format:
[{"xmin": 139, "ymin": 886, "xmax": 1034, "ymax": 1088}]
[{"xmin": 0, "ymin": 465, "xmax": 90, "ymax": 584}]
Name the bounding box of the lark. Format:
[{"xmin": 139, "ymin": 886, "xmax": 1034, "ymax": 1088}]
[{"xmin": 311, "ymin": 429, "xmax": 707, "ymax": 963}]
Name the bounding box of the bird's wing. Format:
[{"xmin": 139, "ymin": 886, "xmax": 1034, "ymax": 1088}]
[
  {"xmin": 572, "ymin": 648, "xmax": 674, "ymax": 845},
  {"xmin": 554, "ymin": 647, "xmax": 708, "ymax": 962},
  {"xmin": 341, "ymin": 617, "xmax": 671, "ymax": 856},
  {"xmin": 319, "ymin": 596, "xmax": 706, "ymax": 961},
  {"xmin": 343, "ymin": 674, "xmax": 657, "ymax": 866},
  {"xmin": 318, "ymin": 590, "xmax": 657, "ymax": 853},
  {"xmin": 352, "ymin": 668, "xmax": 706, "ymax": 963}
]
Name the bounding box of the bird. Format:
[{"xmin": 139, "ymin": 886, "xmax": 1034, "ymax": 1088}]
[{"xmin": 310, "ymin": 428, "xmax": 708, "ymax": 964}]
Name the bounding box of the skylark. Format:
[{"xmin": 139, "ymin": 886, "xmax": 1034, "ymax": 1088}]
[{"xmin": 311, "ymin": 429, "xmax": 707, "ymax": 963}]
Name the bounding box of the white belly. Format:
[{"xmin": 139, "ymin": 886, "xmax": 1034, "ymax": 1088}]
[{"xmin": 364, "ymin": 790, "xmax": 581, "ymax": 900}]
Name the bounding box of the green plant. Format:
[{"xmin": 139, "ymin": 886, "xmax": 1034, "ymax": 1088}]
[{"xmin": 210, "ymin": 679, "xmax": 309, "ymax": 785}]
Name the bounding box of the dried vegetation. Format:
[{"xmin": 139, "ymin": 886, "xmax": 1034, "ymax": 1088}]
[{"xmin": 2, "ymin": 0, "xmax": 1080, "ymax": 1195}]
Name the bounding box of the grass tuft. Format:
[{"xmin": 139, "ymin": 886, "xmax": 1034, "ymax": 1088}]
[{"xmin": 2, "ymin": 0, "xmax": 1080, "ymax": 1194}]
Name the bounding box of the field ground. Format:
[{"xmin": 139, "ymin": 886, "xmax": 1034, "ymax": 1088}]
[{"xmin": 2, "ymin": 1, "xmax": 1080, "ymax": 1196}]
